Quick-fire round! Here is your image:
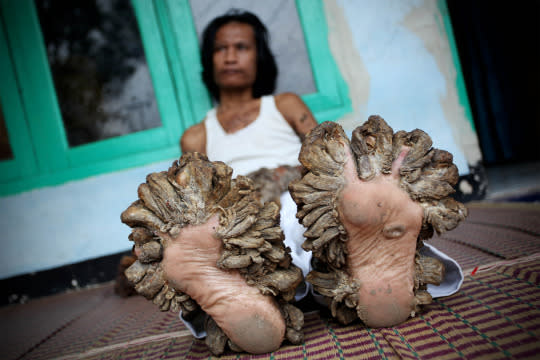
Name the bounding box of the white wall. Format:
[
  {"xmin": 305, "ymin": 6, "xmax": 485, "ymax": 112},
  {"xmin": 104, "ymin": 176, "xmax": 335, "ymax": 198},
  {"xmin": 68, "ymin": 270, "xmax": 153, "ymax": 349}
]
[
  {"xmin": 0, "ymin": 160, "xmax": 172, "ymax": 279},
  {"xmin": 327, "ymin": 0, "xmax": 481, "ymax": 173},
  {"xmin": 0, "ymin": 0, "xmax": 482, "ymax": 279}
]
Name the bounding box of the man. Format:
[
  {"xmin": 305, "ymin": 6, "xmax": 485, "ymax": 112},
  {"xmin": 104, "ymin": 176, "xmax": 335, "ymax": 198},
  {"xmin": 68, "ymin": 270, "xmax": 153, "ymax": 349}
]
[
  {"xmin": 163, "ymin": 9, "xmax": 464, "ymax": 354},
  {"xmin": 180, "ymin": 11, "xmax": 316, "ymax": 164}
]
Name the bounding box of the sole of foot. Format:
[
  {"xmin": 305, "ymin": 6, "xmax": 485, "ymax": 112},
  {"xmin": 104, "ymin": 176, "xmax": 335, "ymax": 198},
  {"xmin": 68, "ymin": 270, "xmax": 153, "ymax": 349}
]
[
  {"xmin": 161, "ymin": 215, "xmax": 286, "ymax": 354},
  {"xmin": 339, "ymin": 144, "xmax": 421, "ymax": 327},
  {"xmin": 291, "ymin": 117, "xmax": 466, "ymax": 328},
  {"xmin": 122, "ymin": 153, "xmax": 305, "ymax": 355}
]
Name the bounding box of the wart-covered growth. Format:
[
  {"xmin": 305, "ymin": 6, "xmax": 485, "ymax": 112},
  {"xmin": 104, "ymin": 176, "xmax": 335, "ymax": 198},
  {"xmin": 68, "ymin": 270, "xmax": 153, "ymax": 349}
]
[
  {"xmin": 290, "ymin": 116, "xmax": 467, "ymax": 325},
  {"xmin": 246, "ymin": 165, "xmax": 303, "ymax": 205},
  {"xmin": 121, "ymin": 153, "xmax": 304, "ymax": 355}
]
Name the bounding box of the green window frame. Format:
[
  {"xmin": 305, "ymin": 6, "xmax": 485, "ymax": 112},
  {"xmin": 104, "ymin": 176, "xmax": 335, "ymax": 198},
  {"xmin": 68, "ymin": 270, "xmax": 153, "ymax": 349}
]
[
  {"xmin": 0, "ymin": 0, "xmax": 351, "ymax": 196},
  {"xmin": 159, "ymin": 0, "xmax": 352, "ymax": 125},
  {"xmin": 0, "ymin": 14, "xmax": 37, "ymax": 184}
]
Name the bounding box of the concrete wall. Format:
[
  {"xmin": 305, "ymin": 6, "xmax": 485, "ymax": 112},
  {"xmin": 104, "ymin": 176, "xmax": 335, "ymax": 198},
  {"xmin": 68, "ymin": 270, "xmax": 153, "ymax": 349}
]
[
  {"xmin": 0, "ymin": 0, "xmax": 481, "ymax": 279},
  {"xmin": 0, "ymin": 160, "xmax": 173, "ymax": 279},
  {"xmin": 327, "ymin": 0, "xmax": 480, "ymax": 172}
]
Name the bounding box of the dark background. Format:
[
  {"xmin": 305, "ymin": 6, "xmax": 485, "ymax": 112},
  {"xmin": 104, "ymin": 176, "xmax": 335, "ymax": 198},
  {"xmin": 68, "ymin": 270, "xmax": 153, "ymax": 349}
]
[{"xmin": 447, "ymin": 0, "xmax": 540, "ymax": 166}]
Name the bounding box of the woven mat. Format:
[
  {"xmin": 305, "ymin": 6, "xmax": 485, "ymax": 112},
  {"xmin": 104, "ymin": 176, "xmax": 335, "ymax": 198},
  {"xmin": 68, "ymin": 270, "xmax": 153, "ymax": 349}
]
[
  {"xmin": 2, "ymin": 203, "xmax": 539, "ymax": 359},
  {"xmin": 430, "ymin": 203, "xmax": 540, "ymax": 271}
]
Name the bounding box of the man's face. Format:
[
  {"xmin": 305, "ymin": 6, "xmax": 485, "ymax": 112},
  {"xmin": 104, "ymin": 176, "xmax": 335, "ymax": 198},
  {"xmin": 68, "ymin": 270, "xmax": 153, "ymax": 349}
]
[{"xmin": 213, "ymin": 22, "xmax": 257, "ymax": 92}]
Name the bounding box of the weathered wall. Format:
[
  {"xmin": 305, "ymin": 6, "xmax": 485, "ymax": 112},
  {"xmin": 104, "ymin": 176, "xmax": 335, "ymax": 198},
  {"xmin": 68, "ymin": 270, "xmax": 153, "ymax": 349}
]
[
  {"xmin": 0, "ymin": 0, "xmax": 481, "ymax": 279},
  {"xmin": 327, "ymin": 0, "xmax": 480, "ymax": 173},
  {"xmin": 0, "ymin": 160, "xmax": 172, "ymax": 279}
]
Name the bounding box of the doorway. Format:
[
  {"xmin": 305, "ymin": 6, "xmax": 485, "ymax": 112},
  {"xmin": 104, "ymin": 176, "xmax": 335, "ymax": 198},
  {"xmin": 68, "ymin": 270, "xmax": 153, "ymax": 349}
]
[{"xmin": 447, "ymin": 0, "xmax": 540, "ymax": 166}]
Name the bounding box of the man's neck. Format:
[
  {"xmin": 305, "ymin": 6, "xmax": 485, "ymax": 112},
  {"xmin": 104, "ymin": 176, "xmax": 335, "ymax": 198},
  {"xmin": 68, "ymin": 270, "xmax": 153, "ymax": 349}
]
[
  {"xmin": 215, "ymin": 88, "xmax": 262, "ymax": 133},
  {"xmin": 218, "ymin": 89, "xmax": 256, "ymax": 110}
]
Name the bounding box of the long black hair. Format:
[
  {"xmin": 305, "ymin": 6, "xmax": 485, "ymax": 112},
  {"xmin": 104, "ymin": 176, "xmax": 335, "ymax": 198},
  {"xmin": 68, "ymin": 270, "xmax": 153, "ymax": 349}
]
[{"xmin": 201, "ymin": 9, "xmax": 278, "ymax": 101}]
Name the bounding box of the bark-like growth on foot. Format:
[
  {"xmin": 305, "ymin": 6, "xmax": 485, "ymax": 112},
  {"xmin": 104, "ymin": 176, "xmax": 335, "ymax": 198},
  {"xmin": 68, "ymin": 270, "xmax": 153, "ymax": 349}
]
[
  {"xmin": 114, "ymin": 254, "xmax": 137, "ymax": 297},
  {"xmin": 247, "ymin": 165, "xmax": 303, "ymax": 205},
  {"xmin": 290, "ymin": 116, "xmax": 467, "ymax": 325},
  {"xmin": 121, "ymin": 153, "xmax": 304, "ymax": 355}
]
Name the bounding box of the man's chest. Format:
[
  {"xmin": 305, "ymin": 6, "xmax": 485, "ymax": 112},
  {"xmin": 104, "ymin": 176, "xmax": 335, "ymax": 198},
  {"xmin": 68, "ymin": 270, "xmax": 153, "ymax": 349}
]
[{"xmin": 217, "ymin": 103, "xmax": 261, "ymax": 133}]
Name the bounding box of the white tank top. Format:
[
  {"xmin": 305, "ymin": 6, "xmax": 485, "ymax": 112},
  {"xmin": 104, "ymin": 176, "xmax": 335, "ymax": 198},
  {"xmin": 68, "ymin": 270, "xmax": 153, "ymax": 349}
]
[{"xmin": 205, "ymin": 95, "xmax": 302, "ymax": 176}]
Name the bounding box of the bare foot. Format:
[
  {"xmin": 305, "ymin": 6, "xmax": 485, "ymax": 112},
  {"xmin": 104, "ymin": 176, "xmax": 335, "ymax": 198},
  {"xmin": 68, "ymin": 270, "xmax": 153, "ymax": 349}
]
[
  {"xmin": 290, "ymin": 117, "xmax": 466, "ymax": 328},
  {"xmin": 121, "ymin": 153, "xmax": 304, "ymax": 355},
  {"xmin": 339, "ymin": 146, "xmax": 421, "ymax": 327},
  {"xmin": 160, "ymin": 214, "xmax": 285, "ymax": 354}
]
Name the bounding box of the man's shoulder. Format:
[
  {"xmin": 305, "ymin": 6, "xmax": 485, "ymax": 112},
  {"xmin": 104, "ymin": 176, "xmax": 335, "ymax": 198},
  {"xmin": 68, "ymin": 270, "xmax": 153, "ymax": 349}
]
[
  {"xmin": 180, "ymin": 121, "xmax": 206, "ymax": 153},
  {"xmin": 184, "ymin": 121, "xmax": 206, "ymax": 136},
  {"xmin": 275, "ymin": 92, "xmax": 310, "ymax": 114},
  {"xmin": 273, "ymin": 92, "xmax": 317, "ymax": 137},
  {"xmin": 274, "ymin": 92, "xmax": 303, "ymax": 106},
  {"xmin": 274, "ymin": 92, "xmax": 304, "ymax": 116}
]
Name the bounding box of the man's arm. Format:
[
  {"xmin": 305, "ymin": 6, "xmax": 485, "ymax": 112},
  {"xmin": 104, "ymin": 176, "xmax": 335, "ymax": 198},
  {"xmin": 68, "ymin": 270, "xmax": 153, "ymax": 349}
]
[
  {"xmin": 275, "ymin": 92, "xmax": 318, "ymax": 141},
  {"xmin": 180, "ymin": 122, "xmax": 207, "ymax": 154}
]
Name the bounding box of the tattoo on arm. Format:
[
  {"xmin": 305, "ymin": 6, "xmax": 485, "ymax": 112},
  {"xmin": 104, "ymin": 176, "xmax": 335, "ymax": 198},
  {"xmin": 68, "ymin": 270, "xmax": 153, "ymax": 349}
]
[{"xmin": 299, "ymin": 113, "xmax": 308, "ymax": 123}]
